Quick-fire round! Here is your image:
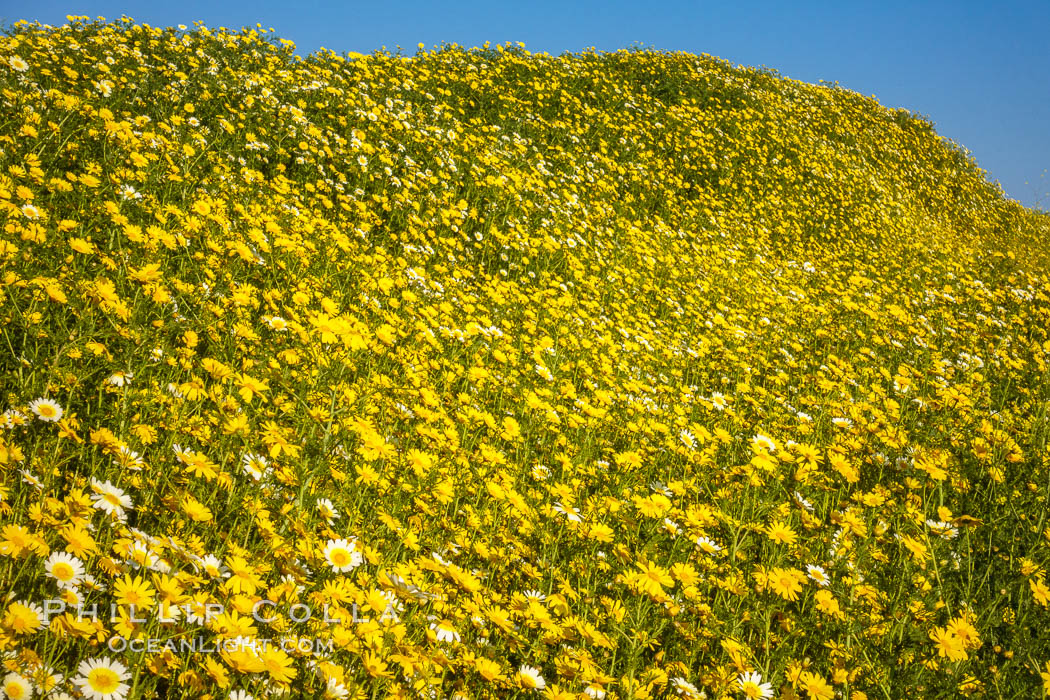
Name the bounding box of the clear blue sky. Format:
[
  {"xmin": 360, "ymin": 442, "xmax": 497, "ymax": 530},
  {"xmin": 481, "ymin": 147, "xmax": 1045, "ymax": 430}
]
[{"xmin": 5, "ymin": 0, "xmax": 1048, "ymax": 209}]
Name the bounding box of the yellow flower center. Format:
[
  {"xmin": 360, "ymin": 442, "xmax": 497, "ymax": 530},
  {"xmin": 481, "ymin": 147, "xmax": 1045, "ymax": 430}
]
[{"xmin": 88, "ymin": 668, "xmax": 120, "ymax": 693}]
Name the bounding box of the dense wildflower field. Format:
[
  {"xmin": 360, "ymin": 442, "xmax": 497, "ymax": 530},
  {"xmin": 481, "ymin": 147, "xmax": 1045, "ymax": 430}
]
[{"xmin": 2, "ymin": 16, "xmax": 1050, "ymax": 700}]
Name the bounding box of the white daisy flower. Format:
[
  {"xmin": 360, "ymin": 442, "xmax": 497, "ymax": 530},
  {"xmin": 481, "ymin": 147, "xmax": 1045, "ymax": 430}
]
[
  {"xmin": 105, "ymin": 371, "xmax": 134, "ymax": 387},
  {"xmin": 428, "ymin": 617, "xmax": 460, "ymax": 643},
  {"xmin": 20, "ymin": 469, "xmax": 43, "ymax": 490},
  {"xmin": 1, "ymin": 672, "xmax": 33, "ymax": 700},
  {"xmin": 241, "ymin": 452, "xmax": 269, "ymax": 481},
  {"xmin": 29, "ymin": 397, "xmax": 63, "ymax": 422},
  {"xmin": 89, "ymin": 479, "xmax": 133, "ymax": 518},
  {"xmin": 670, "ymin": 676, "xmax": 702, "ymax": 698},
  {"xmin": 316, "ymin": 498, "xmax": 340, "ymax": 522},
  {"xmin": 517, "ymin": 665, "xmax": 545, "ymax": 690},
  {"xmin": 322, "ymin": 678, "xmax": 348, "ymax": 699},
  {"xmin": 737, "ymin": 670, "xmax": 772, "ymax": 697},
  {"xmin": 751, "ymin": 433, "xmax": 777, "ymax": 452},
  {"xmin": 806, "ymin": 565, "xmax": 830, "ymax": 587},
  {"xmin": 74, "ymin": 656, "xmax": 129, "ymax": 700},
  {"xmin": 324, "ymin": 538, "xmax": 363, "ymax": 573},
  {"xmin": 45, "ymin": 551, "xmax": 86, "ymax": 589},
  {"xmin": 198, "ymin": 554, "xmax": 230, "ymax": 579},
  {"xmin": 552, "ymin": 501, "xmax": 582, "ymax": 522}
]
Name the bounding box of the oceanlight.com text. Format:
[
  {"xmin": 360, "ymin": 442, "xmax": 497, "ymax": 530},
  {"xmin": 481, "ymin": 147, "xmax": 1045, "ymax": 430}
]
[{"xmin": 106, "ymin": 636, "xmax": 336, "ymax": 655}]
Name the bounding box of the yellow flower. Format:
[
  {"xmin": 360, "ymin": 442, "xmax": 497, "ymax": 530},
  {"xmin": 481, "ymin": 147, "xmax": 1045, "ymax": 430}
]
[
  {"xmin": 362, "ymin": 652, "xmax": 392, "ymax": 678},
  {"xmin": 261, "ymin": 646, "xmax": 296, "ymax": 684},
  {"xmin": 589, "ymin": 522, "xmax": 615, "ymax": 542},
  {"xmin": 946, "ymin": 615, "xmax": 981, "ymax": 650},
  {"xmin": 69, "ymin": 237, "xmax": 95, "ymax": 254},
  {"xmin": 60, "ymin": 524, "xmax": 97, "ymax": 557},
  {"xmin": 766, "ymin": 521, "xmax": 798, "ymax": 545},
  {"xmin": 114, "ymin": 573, "xmax": 156, "ymax": 611},
  {"xmin": 3, "ymin": 601, "xmax": 44, "ymax": 635},
  {"xmin": 768, "ymin": 568, "xmax": 805, "ymax": 602},
  {"xmin": 225, "ymin": 556, "xmax": 263, "ymax": 595},
  {"xmin": 635, "ymin": 493, "xmax": 672, "ymax": 517},
  {"xmin": 798, "ymin": 671, "xmax": 834, "ymax": 700},
  {"xmin": 814, "ymin": 590, "xmax": 841, "ymax": 618},
  {"xmin": 475, "ymin": 657, "xmax": 504, "ymax": 682},
  {"xmin": 182, "ymin": 495, "xmax": 213, "ymax": 522},
  {"xmin": 0, "ymin": 524, "xmax": 47, "ymax": 558},
  {"xmin": 632, "ymin": 560, "xmax": 673, "ymax": 597},
  {"xmin": 671, "ymin": 562, "xmax": 701, "ymax": 587},
  {"xmin": 929, "ymin": 626, "xmax": 968, "ymax": 662},
  {"xmin": 1031, "ymin": 577, "xmax": 1050, "ymax": 607}
]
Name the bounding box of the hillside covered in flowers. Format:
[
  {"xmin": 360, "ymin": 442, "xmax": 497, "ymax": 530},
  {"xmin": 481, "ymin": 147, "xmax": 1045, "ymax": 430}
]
[{"xmin": 2, "ymin": 16, "xmax": 1050, "ymax": 700}]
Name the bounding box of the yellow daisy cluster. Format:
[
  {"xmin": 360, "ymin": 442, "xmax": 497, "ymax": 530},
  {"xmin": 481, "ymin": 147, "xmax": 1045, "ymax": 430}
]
[{"xmin": 2, "ymin": 15, "xmax": 1050, "ymax": 699}]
